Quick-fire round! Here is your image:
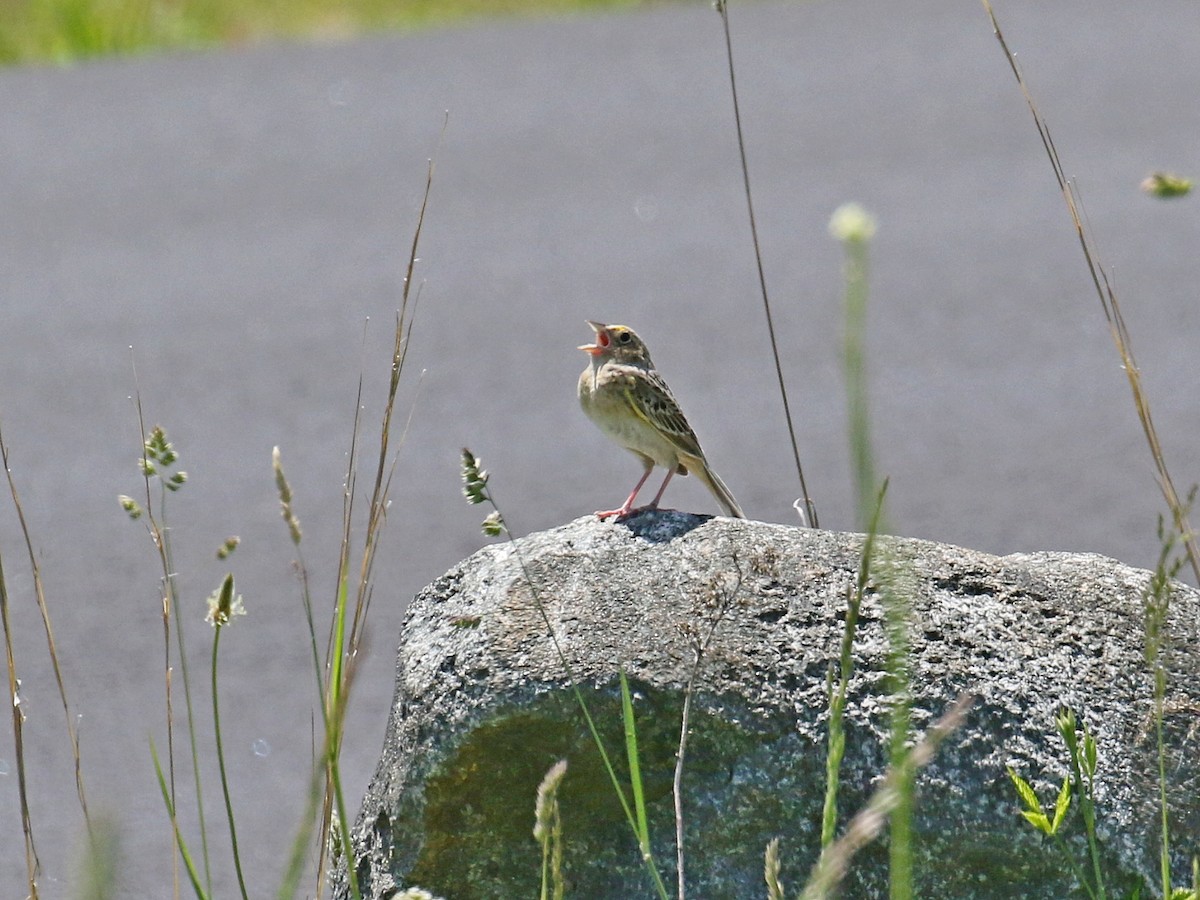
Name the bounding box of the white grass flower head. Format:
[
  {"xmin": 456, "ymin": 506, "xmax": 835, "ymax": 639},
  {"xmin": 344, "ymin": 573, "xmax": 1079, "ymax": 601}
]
[
  {"xmin": 533, "ymin": 758, "xmax": 569, "ymax": 842},
  {"xmin": 828, "ymin": 202, "xmax": 878, "ymax": 243},
  {"xmin": 273, "ymin": 446, "xmax": 303, "ymax": 544},
  {"xmin": 396, "ymin": 889, "xmax": 445, "ymax": 900},
  {"xmin": 205, "ymin": 573, "xmax": 245, "ymax": 627}
]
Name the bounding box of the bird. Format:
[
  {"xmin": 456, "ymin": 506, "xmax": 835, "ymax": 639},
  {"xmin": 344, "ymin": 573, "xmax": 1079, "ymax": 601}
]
[{"xmin": 577, "ymin": 320, "xmax": 745, "ymax": 520}]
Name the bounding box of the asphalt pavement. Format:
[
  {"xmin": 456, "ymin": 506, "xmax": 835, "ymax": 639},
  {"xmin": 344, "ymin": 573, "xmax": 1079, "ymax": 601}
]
[{"xmin": 1, "ymin": 0, "xmax": 1198, "ymax": 894}]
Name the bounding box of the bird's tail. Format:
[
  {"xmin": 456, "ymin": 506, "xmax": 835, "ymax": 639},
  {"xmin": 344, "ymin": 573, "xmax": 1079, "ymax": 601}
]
[{"xmin": 691, "ymin": 459, "xmax": 745, "ymax": 519}]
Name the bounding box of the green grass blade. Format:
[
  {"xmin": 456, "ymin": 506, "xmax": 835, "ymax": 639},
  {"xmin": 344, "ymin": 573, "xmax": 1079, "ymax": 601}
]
[
  {"xmin": 620, "ymin": 670, "xmax": 650, "ymax": 852},
  {"xmin": 73, "ymin": 816, "xmax": 120, "ymax": 900},
  {"xmin": 150, "ymin": 739, "xmax": 210, "ymax": 900}
]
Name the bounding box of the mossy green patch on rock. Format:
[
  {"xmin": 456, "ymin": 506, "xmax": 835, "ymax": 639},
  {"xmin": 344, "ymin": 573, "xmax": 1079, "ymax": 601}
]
[{"xmin": 408, "ymin": 681, "xmax": 817, "ymax": 897}]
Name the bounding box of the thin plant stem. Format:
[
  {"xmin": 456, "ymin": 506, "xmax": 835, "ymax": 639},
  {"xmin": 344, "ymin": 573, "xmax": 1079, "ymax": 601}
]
[
  {"xmin": 821, "ymin": 483, "xmax": 887, "ymax": 849},
  {"xmin": 1058, "ymin": 712, "xmax": 1107, "ymax": 900},
  {"xmin": 131, "ymin": 384, "xmax": 212, "ymax": 896},
  {"xmin": 322, "ymin": 574, "xmax": 361, "ymax": 900},
  {"xmin": 1054, "ymin": 833, "xmax": 1098, "ymax": 900},
  {"xmin": 0, "ymin": 424, "xmax": 92, "ymax": 835},
  {"xmin": 673, "ymin": 562, "xmax": 743, "ymax": 900},
  {"xmin": 0, "ymin": 548, "xmax": 40, "ymax": 898},
  {"xmin": 879, "ymin": 547, "xmax": 915, "ymax": 900},
  {"xmin": 1143, "ymin": 505, "xmax": 1188, "ymax": 898},
  {"xmin": 673, "ymin": 683, "xmax": 692, "ymax": 900},
  {"xmin": 319, "ymin": 137, "xmax": 439, "ymax": 900},
  {"xmin": 714, "ymin": 0, "xmax": 817, "ymax": 527},
  {"xmin": 343, "ymin": 122, "xmax": 440, "ymax": 660},
  {"xmin": 211, "ymin": 624, "xmax": 250, "ymax": 900},
  {"xmin": 1079, "ymin": 744, "xmax": 1106, "ymax": 900},
  {"xmin": 830, "ymin": 201, "xmax": 914, "ymax": 894},
  {"xmin": 133, "ymin": 388, "xmax": 180, "ymax": 898},
  {"xmin": 276, "ymin": 746, "xmax": 325, "ymax": 900},
  {"xmin": 278, "ymin": 642, "xmax": 361, "ymax": 900},
  {"xmin": 824, "ymin": 207, "xmax": 885, "ymax": 853},
  {"xmin": 885, "ymin": 631, "xmax": 913, "ymax": 900},
  {"xmin": 1155, "ymin": 673, "xmax": 1169, "ymax": 898},
  {"xmin": 321, "ymin": 649, "xmax": 364, "ymax": 900},
  {"xmin": 540, "ymin": 830, "xmax": 551, "ymax": 900},
  {"xmin": 271, "ymin": 448, "xmax": 330, "ymax": 900},
  {"xmin": 840, "ymin": 224, "xmax": 876, "ymax": 531},
  {"xmin": 169, "ymin": 534, "xmax": 211, "ymax": 894},
  {"xmin": 980, "ymin": 0, "xmax": 1200, "ymax": 585}
]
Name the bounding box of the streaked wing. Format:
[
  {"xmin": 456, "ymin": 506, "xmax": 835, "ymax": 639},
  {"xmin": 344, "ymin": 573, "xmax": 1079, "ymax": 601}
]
[{"xmin": 618, "ymin": 365, "xmax": 705, "ymax": 459}]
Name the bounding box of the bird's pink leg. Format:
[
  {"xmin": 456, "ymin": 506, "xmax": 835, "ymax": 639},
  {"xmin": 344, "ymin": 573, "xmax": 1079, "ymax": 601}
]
[
  {"xmin": 595, "ymin": 465, "xmax": 655, "ymax": 520},
  {"xmin": 646, "ymin": 468, "xmax": 675, "ymax": 510}
]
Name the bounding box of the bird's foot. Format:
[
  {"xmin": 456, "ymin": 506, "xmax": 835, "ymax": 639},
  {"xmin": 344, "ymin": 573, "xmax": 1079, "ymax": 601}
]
[{"xmin": 594, "ymin": 503, "xmax": 667, "ymax": 521}]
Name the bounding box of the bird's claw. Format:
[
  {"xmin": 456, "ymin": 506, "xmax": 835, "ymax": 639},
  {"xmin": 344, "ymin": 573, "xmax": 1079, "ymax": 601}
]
[{"xmin": 594, "ymin": 503, "xmax": 663, "ymax": 521}]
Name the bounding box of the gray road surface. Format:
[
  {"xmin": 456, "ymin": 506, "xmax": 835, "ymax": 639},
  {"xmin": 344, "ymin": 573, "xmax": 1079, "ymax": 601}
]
[{"xmin": 2, "ymin": 0, "xmax": 1198, "ymax": 894}]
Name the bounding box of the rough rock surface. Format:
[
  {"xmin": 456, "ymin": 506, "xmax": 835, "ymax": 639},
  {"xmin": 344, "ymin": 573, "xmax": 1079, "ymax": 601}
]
[{"xmin": 334, "ymin": 513, "xmax": 1200, "ymax": 898}]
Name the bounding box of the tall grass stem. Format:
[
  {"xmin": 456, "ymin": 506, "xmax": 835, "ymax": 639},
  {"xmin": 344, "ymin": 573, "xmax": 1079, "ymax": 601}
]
[
  {"xmin": 0, "ymin": 425, "xmax": 93, "ymax": 834},
  {"xmin": 210, "ymin": 622, "xmax": 250, "ymax": 900},
  {"xmin": 715, "ymin": 0, "xmax": 818, "ymax": 527},
  {"xmin": 980, "ymin": 0, "xmax": 1200, "ymax": 585},
  {"xmin": 0, "ymin": 548, "xmax": 40, "ymax": 897},
  {"xmin": 820, "ymin": 484, "xmax": 886, "ymax": 849}
]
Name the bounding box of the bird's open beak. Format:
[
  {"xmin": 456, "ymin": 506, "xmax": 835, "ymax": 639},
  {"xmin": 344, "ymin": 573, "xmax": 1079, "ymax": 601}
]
[{"xmin": 578, "ymin": 320, "xmax": 607, "ymax": 356}]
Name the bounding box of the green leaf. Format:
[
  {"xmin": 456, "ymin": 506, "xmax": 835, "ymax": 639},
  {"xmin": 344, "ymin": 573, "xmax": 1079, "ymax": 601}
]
[
  {"xmin": 1019, "ymin": 809, "xmax": 1053, "ymax": 835},
  {"xmin": 1050, "ymin": 775, "xmax": 1071, "ymax": 834},
  {"xmin": 1007, "ymin": 767, "xmax": 1042, "ymax": 814}
]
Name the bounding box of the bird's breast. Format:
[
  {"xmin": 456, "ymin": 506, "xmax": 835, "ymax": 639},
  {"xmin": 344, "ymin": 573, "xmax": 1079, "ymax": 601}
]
[{"xmin": 578, "ymin": 365, "xmax": 680, "ymax": 468}]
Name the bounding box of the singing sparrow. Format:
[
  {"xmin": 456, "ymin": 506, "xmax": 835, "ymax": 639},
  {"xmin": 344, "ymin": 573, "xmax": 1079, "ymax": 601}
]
[{"xmin": 578, "ymin": 321, "xmax": 745, "ymax": 519}]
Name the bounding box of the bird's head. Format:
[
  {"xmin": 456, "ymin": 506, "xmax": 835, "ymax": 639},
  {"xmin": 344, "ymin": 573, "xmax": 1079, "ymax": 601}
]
[{"xmin": 579, "ymin": 321, "xmax": 652, "ymax": 365}]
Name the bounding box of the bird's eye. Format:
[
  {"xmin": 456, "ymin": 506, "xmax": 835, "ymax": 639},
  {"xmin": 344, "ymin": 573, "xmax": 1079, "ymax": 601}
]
[{"xmin": 617, "ymin": 331, "xmax": 632, "ymax": 343}]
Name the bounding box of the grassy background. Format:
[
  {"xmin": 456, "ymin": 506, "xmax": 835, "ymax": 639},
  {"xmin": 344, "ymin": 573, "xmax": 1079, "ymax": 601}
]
[{"xmin": 0, "ymin": 0, "xmax": 659, "ymax": 65}]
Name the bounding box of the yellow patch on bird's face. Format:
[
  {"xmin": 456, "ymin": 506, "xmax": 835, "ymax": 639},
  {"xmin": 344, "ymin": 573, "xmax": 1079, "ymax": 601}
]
[{"xmin": 603, "ymin": 325, "xmax": 642, "ymax": 356}]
